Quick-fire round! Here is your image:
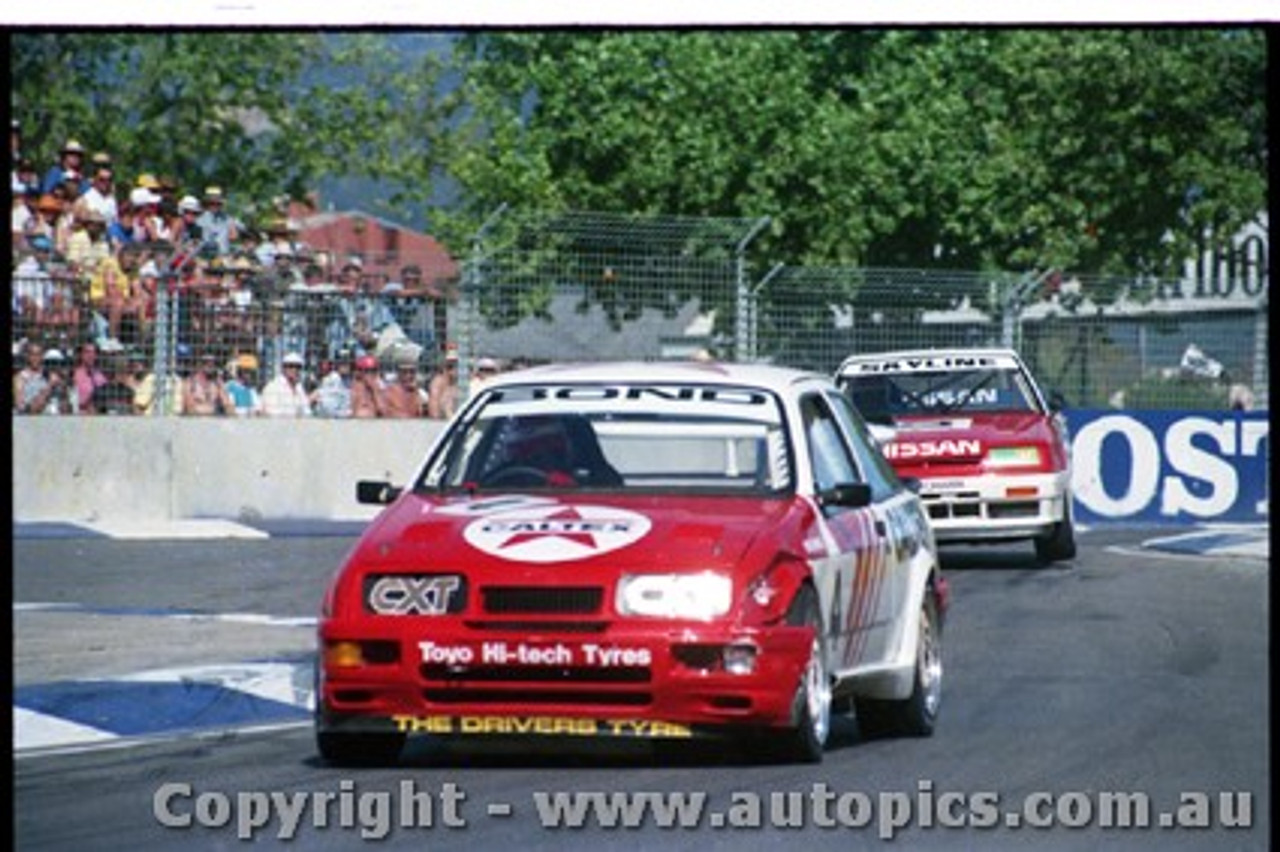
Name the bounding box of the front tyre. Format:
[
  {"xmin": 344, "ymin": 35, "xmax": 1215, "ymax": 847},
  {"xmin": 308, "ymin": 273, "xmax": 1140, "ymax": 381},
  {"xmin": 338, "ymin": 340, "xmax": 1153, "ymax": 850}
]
[
  {"xmin": 857, "ymin": 591, "xmax": 942, "ymax": 738},
  {"xmin": 316, "ymin": 729, "xmax": 406, "ymax": 766},
  {"xmin": 771, "ymin": 586, "xmax": 831, "ymax": 764}
]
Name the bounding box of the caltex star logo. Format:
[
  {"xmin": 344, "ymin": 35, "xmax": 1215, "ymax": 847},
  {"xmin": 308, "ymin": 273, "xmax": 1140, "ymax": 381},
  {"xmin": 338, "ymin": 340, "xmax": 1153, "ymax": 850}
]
[
  {"xmin": 496, "ymin": 507, "xmax": 602, "ymax": 550},
  {"xmin": 464, "ymin": 503, "xmax": 653, "ymax": 563}
]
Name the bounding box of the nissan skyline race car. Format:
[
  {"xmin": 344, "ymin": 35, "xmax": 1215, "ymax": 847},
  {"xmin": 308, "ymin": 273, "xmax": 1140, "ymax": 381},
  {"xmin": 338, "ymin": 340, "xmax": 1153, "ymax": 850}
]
[
  {"xmin": 835, "ymin": 348, "xmax": 1076, "ymax": 564},
  {"xmin": 316, "ymin": 361, "xmax": 947, "ymax": 766}
]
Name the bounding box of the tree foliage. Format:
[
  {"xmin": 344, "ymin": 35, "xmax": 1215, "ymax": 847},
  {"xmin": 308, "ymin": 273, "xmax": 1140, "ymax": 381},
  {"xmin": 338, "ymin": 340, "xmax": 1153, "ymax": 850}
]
[
  {"xmin": 12, "ymin": 29, "xmax": 1266, "ymax": 303},
  {"xmin": 10, "ymin": 33, "xmax": 455, "ymax": 226},
  {"xmin": 442, "ymin": 29, "xmax": 1267, "ymax": 287}
]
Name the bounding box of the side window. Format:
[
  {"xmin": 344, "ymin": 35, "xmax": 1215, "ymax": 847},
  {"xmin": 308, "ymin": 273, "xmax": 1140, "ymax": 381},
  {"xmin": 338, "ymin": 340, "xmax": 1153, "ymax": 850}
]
[
  {"xmin": 800, "ymin": 393, "xmax": 861, "ymax": 493},
  {"xmin": 827, "ymin": 390, "xmax": 901, "ymax": 502}
]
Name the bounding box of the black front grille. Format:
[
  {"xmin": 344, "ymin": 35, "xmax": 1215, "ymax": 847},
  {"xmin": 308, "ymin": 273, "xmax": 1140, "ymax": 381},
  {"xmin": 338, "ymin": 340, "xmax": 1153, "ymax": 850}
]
[
  {"xmin": 464, "ymin": 620, "xmax": 609, "ymax": 633},
  {"xmin": 481, "ymin": 586, "xmax": 603, "ymax": 615}
]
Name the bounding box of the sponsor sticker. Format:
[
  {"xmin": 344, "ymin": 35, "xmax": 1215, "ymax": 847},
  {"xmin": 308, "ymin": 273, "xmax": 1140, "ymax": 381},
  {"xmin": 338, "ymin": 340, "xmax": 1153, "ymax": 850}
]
[
  {"xmin": 883, "ymin": 439, "xmax": 983, "ymax": 460},
  {"xmin": 418, "ymin": 640, "xmax": 653, "ymax": 668},
  {"xmin": 464, "ymin": 503, "xmax": 652, "ymax": 563},
  {"xmin": 390, "ymin": 715, "xmax": 693, "ymax": 738}
]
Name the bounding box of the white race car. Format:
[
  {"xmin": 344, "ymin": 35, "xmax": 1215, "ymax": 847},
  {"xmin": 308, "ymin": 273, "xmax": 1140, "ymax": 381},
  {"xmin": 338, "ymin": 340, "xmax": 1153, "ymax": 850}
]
[{"xmin": 836, "ymin": 348, "xmax": 1076, "ymax": 564}]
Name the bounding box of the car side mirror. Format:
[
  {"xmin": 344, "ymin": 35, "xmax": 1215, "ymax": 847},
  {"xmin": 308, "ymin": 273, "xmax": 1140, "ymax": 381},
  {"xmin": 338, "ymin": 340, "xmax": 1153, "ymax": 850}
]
[
  {"xmin": 357, "ymin": 480, "xmax": 402, "ymax": 505},
  {"xmin": 818, "ymin": 481, "xmax": 873, "ymax": 509},
  {"xmin": 900, "ymin": 476, "xmax": 922, "ymax": 494}
]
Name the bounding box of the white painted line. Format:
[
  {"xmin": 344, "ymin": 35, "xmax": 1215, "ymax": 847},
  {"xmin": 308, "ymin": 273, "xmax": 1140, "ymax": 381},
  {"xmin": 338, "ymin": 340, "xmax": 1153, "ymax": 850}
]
[
  {"xmin": 14, "ymin": 720, "xmax": 312, "ymax": 760},
  {"xmin": 13, "ymin": 707, "xmax": 115, "ymax": 750},
  {"xmin": 76, "ymin": 519, "xmax": 270, "ymax": 540}
]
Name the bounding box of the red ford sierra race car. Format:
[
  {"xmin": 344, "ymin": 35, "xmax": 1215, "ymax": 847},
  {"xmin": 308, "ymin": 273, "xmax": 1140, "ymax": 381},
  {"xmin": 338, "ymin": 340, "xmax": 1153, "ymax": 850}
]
[
  {"xmin": 835, "ymin": 348, "xmax": 1076, "ymax": 564},
  {"xmin": 317, "ymin": 361, "xmax": 946, "ymax": 765}
]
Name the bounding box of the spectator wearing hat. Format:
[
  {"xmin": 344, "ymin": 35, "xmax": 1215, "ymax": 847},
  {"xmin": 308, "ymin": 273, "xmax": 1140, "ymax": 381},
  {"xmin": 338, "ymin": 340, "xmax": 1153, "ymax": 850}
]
[
  {"xmin": 12, "ymin": 155, "xmax": 39, "ymax": 197},
  {"xmin": 129, "ymin": 186, "xmax": 171, "ymax": 244},
  {"xmin": 172, "ymin": 195, "xmax": 203, "ymax": 247},
  {"xmin": 30, "ymin": 193, "xmax": 63, "ymax": 248},
  {"xmin": 384, "ymin": 358, "xmax": 428, "ymax": 418},
  {"xmin": 80, "ymin": 163, "xmax": 119, "ymax": 229},
  {"xmin": 131, "ymin": 347, "xmax": 179, "ymax": 416},
  {"xmin": 260, "ymin": 352, "xmax": 313, "ymax": 417},
  {"xmin": 66, "ymin": 206, "xmax": 111, "ymax": 278},
  {"xmin": 16, "ymin": 344, "xmax": 79, "ymax": 416},
  {"xmin": 427, "ymin": 349, "xmax": 461, "ymax": 420},
  {"xmin": 255, "ymin": 217, "xmax": 293, "ymax": 268},
  {"xmin": 72, "ymin": 340, "xmax": 109, "ymax": 412},
  {"xmin": 182, "ymin": 352, "xmax": 233, "ymax": 416},
  {"xmin": 11, "ymin": 184, "xmax": 43, "ymax": 246},
  {"xmin": 195, "ymin": 186, "xmax": 239, "ymax": 256},
  {"xmin": 59, "ymin": 168, "xmax": 87, "ymax": 202},
  {"xmin": 225, "ymin": 354, "xmax": 263, "ymax": 417},
  {"xmin": 348, "ymin": 354, "xmax": 386, "ymax": 418},
  {"xmin": 41, "ymin": 138, "xmax": 86, "ymax": 194},
  {"xmin": 47, "ymin": 186, "xmax": 78, "ymax": 258},
  {"xmin": 313, "ymin": 349, "xmax": 355, "ymax": 418},
  {"xmin": 471, "ymin": 356, "xmax": 501, "ymax": 395}
]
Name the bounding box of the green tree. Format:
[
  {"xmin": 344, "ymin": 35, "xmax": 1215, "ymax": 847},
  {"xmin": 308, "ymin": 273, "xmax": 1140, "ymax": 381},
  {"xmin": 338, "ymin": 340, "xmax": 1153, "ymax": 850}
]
[
  {"xmin": 11, "ymin": 32, "xmax": 455, "ymax": 225},
  {"xmin": 441, "ymin": 29, "xmax": 1267, "ymax": 291}
]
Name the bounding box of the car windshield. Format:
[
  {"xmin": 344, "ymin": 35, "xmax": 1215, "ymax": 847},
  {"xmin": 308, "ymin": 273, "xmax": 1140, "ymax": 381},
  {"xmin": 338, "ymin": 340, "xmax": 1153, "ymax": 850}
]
[
  {"xmin": 419, "ymin": 382, "xmax": 793, "ymax": 495},
  {"xmin": 840, "ymin": 367, "xmax": 1038, "ymax": 423}
]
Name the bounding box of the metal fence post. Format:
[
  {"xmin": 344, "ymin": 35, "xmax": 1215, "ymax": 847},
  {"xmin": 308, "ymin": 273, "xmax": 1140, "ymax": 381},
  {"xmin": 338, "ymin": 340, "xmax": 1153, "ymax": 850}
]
[{"xmin": 734, "ymin": 217, "xmax": 770, "ymax": 363}]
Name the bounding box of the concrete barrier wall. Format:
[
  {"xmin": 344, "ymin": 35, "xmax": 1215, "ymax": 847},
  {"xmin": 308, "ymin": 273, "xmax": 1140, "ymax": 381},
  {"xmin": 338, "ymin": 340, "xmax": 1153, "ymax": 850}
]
[
  {"xmin": 15, "ymin": 410, "xmax": 1269, "ymax": 526},
  {"xmin": 13, "ymin": 418, "xmax": 447, "ymax": 523}
]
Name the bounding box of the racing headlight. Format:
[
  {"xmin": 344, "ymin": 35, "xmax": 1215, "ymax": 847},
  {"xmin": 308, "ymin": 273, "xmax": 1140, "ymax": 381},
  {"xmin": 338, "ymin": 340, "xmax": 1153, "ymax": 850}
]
[
  {"xmin": 615, "ymin": 572, "xmax": 732, "ymax": 620},
  {"xmin": 984, "ymin": 446, "xmax": 1042, "ymax": 468}
]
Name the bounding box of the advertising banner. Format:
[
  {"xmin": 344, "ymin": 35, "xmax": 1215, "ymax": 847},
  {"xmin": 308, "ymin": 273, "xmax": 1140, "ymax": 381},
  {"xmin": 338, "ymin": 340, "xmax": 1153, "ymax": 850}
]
[{"xmin": 1064, "ymin": 410, "xmax": 1269, "ymax": 525}]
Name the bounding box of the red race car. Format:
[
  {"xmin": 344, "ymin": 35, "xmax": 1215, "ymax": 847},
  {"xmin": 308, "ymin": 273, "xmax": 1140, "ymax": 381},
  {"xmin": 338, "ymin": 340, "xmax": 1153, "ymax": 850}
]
[
  {"xmin": 317, "ymin": 361, "xmax": 946, "ymax": 765},
  {"xmin": 836, "ymin": 348, "xmax": 1076, "ymax": 564}
]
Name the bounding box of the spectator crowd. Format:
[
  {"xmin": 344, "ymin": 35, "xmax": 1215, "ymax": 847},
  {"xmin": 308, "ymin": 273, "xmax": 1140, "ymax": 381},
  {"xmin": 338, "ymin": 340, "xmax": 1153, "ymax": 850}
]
[{"xmin": 9, "ymin": 121, "xmax": 513, "ymax": 419}]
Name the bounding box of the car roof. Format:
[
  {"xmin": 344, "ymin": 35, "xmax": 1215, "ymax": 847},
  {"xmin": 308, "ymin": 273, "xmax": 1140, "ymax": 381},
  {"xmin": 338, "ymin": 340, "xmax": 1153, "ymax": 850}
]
[
  {"xmin": 482, "ymin": 360, "xmax": 831, "ymax": 395},
  {"xmin": 835, "ymin": 347, "xmax": 1025, "ymax": 373}
]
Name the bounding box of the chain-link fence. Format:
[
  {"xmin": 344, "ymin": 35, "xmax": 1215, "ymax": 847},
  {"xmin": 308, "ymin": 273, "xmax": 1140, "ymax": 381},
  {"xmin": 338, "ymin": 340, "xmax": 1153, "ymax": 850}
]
[
  {"xmin": 752, "ymin": 266, "xmax": 1268, "ymax": 411},
  {"xmin": 454, "ymin": 207, "xmax": 770, "ymax": 378},
  {"xmin": 12, "ymin": 209, "xmax": 1267, "ymax": 414},
  {"xmin": 12, "ymin": 242, "xmax": 459, "ymax": 416}
]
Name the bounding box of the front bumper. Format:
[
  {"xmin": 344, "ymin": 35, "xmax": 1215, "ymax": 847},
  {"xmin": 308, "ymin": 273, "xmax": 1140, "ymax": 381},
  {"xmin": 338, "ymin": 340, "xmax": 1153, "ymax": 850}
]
[
  {"xmin": 915, "ymin": 470, "xmax": 1070, "ymax": 542},
  {"xmin": 316, "ymin": 622, "xmax": 812, "ymax": 739}
]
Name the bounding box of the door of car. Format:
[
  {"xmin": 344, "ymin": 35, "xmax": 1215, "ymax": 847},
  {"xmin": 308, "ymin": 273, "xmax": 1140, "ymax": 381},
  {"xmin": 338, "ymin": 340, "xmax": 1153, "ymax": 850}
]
[{"xmin": 799, "ymin": 391, "xmax": 898, "ymax": 673}]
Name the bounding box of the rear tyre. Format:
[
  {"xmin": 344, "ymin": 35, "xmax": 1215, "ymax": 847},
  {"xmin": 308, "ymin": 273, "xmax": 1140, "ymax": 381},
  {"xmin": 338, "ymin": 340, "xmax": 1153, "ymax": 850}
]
[
  {"xmin": 1035, "ymin": 507, "xmax": 1077, "ymax": 564},
  {"xmin": 856, "ymin": 592, "xmax": 942, "ymax": 739}
]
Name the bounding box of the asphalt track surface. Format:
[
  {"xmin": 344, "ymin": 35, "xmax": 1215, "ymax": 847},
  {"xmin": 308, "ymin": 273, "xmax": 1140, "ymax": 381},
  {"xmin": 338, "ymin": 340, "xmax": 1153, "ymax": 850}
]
[{"xmin": 12, "ymin": 527, "xmax": 1269, "ymax": 850}]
